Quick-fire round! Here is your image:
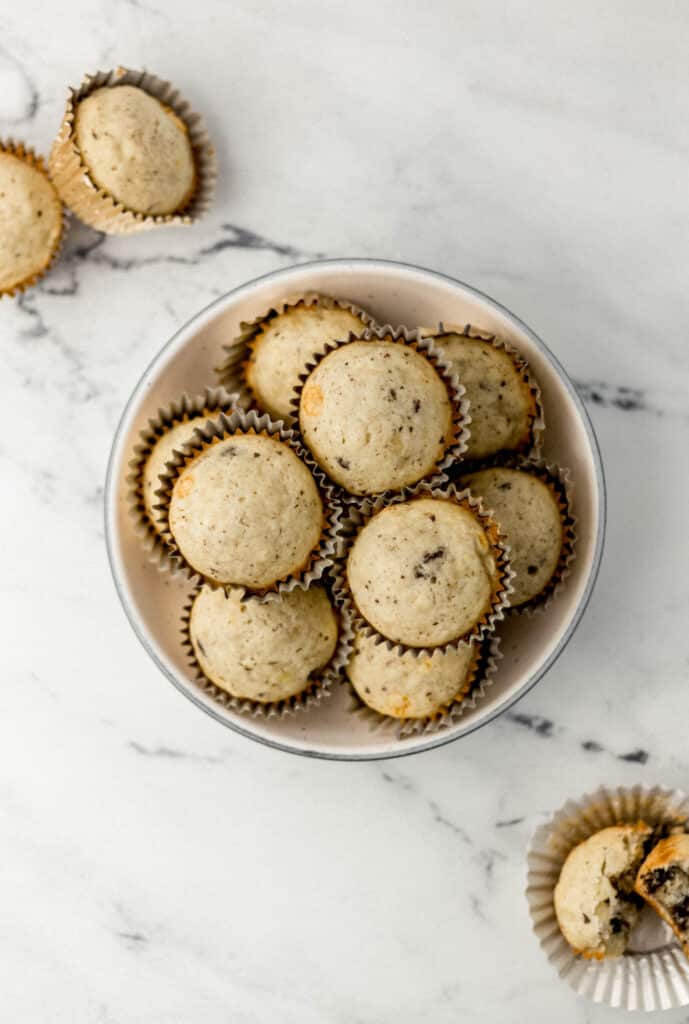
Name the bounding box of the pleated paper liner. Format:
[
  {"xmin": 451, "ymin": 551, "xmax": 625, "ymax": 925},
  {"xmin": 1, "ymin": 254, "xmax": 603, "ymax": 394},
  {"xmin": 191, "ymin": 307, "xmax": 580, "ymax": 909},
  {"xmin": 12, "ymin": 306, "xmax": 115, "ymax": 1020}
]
[
  {"xmin": 331, "ymin": 480, "xmax": 514, "ymax": 657},
  {"xmin": 345, "ymin": 631, "xmax": 502, "ymax": 739},
  {"xmin": 0, "ymin": 140, "xmax": 67, "ymax": 299},
  {"xmin": 455, "ymin": 456, "xmax": 577, "ymax": 617},
  {"xmin": 49, "ymin": 66, "xmax": 216, "ymax": 235},
  {"xmin": 214, "ymin": 292, "xmax": 378, "ymax": 419},
  {"xmin": 289, "ymin": 323, "xmax": 472, "ymax": 503},
  {"xmin": 126, "ymin": 386, "xmax": 240, "ymax": 573},
  {"xmin": 179, "ymin": 581, "xmax": 354, "ymax": 720},
  {"xmin": 526, "ymin": 785, "xmax": 689, "ymax": 1011},
  {"xmin": 419, "ymin": 322, "xmax": 545, "ymax": 465},
  {"xmin": 155, "ymin": 408, "xmax": 344, "ymax": 598}
]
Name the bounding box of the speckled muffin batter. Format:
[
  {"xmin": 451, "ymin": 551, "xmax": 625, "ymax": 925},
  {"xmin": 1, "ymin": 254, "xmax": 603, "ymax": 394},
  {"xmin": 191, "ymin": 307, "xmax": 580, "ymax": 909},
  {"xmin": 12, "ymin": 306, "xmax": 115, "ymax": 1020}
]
[
  {"xmin": 460, "ymin": 467, "xmax": 563, "ymax": 607},
  {"xmin": 554, "ymin": 824, "xmax": 652, "ymax": 959},
  {"xmin": 169, "ymin": 434, "xmax": 324, "ymax": 589},
  {"xmin": 636, "ymin": 834, "xmax": 689, "ymax": 959},
  {"xmin": 427, "ymin": 329, "xmax": 537, "ymax": 460},
  {"xmin": 74, "ymin": 84, "xmax": 195, "ymax": 214},
  {"xmin": 190, "ymin": 584, "xmax": 338, "ymax": 702},
  {"xmin": 347, "ymin": 631, "xmax": 477, "ymax": 718},
  {"xmin": 245, "ymin": 303, "xmax": 367, "ymax": 422},
  {"xmin": 0, "ymin": 149, "xmax": 62, "ymax": 293},
  {"xmin": 347, "ymin": 497, "xmax": 500, "ymax": 647},
  {"xmin": 299, "ymin": 340, "xmax": 454, "ymax": 495}
]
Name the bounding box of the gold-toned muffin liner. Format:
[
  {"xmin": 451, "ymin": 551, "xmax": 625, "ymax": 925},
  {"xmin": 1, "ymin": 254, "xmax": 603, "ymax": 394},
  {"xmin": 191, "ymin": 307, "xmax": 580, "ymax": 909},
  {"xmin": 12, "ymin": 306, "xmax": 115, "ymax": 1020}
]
[
  {"xmin": 0, "ymin": 139, "xmax": 68, "ymax": 299},
  {"xmin": 345, "ymin": 632, "xmax": 502, "ymax": 739},
  {"xmin": 527, "ymin": 785, "xmax": 689, "ymax": 1011},
  {"xmin": 49, "ymin": 66, "xmax": 216, "ymax": 234},
  {"xmin": 290, "ymin": 323, "xmax": 472, "ymax": 502},
  {"xmin": 155, "ymin": 407, "xmax": 344, "ymax": 598},
  {"xmin": 179, "ymin": 581, "xmax": 353, "ymax": 720},
  {"xmin": 331, "ymin": 480, "xmax": 514, "ymax": 657},
  {"xmin": 419, "ymin": 322, "xmax": 545, "ymax": 465},
  {"xmin": 457, "ymin": 456, "xmax": 577, "ymax": 616},
  {"xmin": 214, "ymin": 292, "xmax": 378, "ymax": 419},
  {"xmin": 126, "ymin": 386, "xmax": 240, "ymax": 573}
]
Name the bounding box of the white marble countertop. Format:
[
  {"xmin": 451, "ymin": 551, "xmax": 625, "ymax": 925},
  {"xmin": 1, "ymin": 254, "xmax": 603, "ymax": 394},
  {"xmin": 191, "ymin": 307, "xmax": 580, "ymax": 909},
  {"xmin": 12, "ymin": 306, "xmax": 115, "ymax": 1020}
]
[{"xmin": 3, "ymin": 2, "xmax": 689, "ymax": 1021}]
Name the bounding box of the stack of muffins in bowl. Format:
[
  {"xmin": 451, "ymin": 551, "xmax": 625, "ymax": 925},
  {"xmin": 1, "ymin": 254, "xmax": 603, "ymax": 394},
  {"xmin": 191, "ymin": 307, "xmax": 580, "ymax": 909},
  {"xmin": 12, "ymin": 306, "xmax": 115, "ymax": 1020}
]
[{"xmin": 126, "ymin": 289, "xmax": 577, "ymax": 742}]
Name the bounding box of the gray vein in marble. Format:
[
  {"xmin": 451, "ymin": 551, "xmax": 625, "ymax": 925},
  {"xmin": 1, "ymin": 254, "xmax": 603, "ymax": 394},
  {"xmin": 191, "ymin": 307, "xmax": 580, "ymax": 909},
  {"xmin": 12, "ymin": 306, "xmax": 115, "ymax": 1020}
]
[
  {"xmin": 495, "ymin": 817, "xmax": 525, "ymax": 829},
  {"xmin": 128, "ymin": 741, "xmax": 224, "ymax": 764},
  {"xmin": 505, "ymin": 711, "xmax": 556, "ymax": 737},
  {"xmin": 504, "ymin": 710, "xmax": 652, "ymax": 767},
  {"xmin": 0, "ymin": 45, "xmax": 39, "ymax": 124},
  {"xmin": 575, "ymin": 380, "xmax": 647, "ymax": 413}
]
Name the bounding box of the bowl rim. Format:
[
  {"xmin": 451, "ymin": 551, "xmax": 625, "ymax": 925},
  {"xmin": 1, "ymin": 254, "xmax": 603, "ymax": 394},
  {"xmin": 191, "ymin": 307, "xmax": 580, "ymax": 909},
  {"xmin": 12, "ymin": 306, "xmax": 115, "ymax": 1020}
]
[{"xmin": 104, "ymin": 257, "xmax": 606, "ymax": 761}]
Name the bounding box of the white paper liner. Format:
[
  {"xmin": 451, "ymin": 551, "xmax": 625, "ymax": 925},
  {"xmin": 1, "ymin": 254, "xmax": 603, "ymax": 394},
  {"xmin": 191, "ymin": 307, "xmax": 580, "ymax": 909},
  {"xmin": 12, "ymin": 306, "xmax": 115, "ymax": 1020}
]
[
  {"xmin": 49, "ymin": 66, "xmax": 216, "ymax": 234},
  {"xmin": 332, "ymin": 480, "xmax": 514, "ymax": 656},
  {"xmin": 345, "ymin": 632, "xmax": 502, "ymax": 739},
  {"xmin": 126, "ymin": 386, "xmax": 240, "ymax": 573},
  {"xmin": 419, "ymin": 321, "xmax": 545, "ymax": 463},
  {"xmin": 526, "ymin": 784, "xmax": 689, "ymax": 1011},
  {"xmin": 155, "ymin": 408, "xmax": 343, "ymax": 598},
  {"xmin": 290, "ymin": 323, "xmax": 472, "ymax": 502},
  {"xmin": 0, "ymin": 139, "xmax": 68, "ymax": 298}
]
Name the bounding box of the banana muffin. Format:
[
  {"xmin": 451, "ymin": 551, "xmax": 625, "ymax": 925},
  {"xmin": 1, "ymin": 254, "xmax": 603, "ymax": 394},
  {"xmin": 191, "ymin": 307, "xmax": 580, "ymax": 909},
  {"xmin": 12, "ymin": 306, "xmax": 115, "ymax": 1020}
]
[
  {"xmin": 299, "ymin": 338, "xmax": 457, "ymax": 495},
  {"xmin": 0, "ymin": 145, "xmax": 63, "ymax": 294},
  {"xmin": 636, "ymin": 834, "xmax": 689, "ymax": 960},
  {"xmin": 189, "ymin": 584, "xmax": 338, "ymax": 703},
  {"xmin": 554, "ymin": 824, "xmax": 653, "ymax": 959},
  {"xmin": 141, "ymin": 416, "xmax": 209, "ymax": 534}
]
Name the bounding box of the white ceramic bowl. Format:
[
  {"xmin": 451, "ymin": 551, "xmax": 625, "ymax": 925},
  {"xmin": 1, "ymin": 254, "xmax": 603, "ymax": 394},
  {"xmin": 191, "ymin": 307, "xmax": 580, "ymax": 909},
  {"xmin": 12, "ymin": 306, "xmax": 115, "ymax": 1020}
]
[{"xmin": 105, "ymin": 259, "xmax": 605, "ymax": 760}]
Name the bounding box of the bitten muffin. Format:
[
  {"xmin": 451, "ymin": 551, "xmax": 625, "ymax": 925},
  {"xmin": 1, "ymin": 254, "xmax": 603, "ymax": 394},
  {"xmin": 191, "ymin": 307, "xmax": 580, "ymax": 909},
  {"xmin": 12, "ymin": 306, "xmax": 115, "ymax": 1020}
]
[
  {"xmin": 554, "ymin": 824, "xmax": 653, "ymax": 959},
  {"xmin": 460, "ymin": 467, "xmax": 563, "ymax": 607},
  {"xmin": 347, "ymin": 497, "xmax": 501, "ymax": 647},
  {"xmin": 424, "ymin": 327, "xmax": 538, "ymax": 460},
  {"xmin": 636, "ymin": 834, "xmax": 689, "ymax": 960},
  {"xmin": 0, "ymin": 147, "xmax": 63, "ymax": 294},
  {"xmin": 189, "ymin": 584, "xmax": 338, "ymax": 703},
  {"xmin": 245, "ymin": 301, "xmax": 368, "ymax": 422},
  {"xmin": 168, "ymin": 434, "xmax": 324, "ymax": 589},
  {"xmin": 299, "ymin": 340, "xmax": 455, "ymax": 495},
  {"xmin": 74, "ymin": 84, "xmax": 196, "ymax": 215},
  {"xmin": 347, "ymin": 631, "xmax": 478, "ymax": 719}
]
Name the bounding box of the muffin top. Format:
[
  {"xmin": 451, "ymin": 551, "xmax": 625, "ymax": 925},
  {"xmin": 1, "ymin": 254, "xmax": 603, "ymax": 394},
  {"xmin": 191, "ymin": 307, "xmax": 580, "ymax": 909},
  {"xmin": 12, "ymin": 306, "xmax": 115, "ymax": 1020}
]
[
  {"xmin": 299, "ymin": 340, "xmax": 454, "ymax": 495},
  {"xmin": 554, "ymin": 824, "xmax": 652, "ymax": 959},
  {"xmin": 74, "ymin": 84, "xmax": 195, "ymax": 215},
  {"xmin": 0, "ymin": 151, "xmax": 62, "ymax": 292},
  {"xmin": 143, "ymin": 416, "xmax": 204, "ymax": 532},
  {"xmin": 246, "ymin": 303, "xmax": 366, "ymax": 422},
  {"xmin": 347, "ymin": 631, "xmax": 477, "ymax": 719},
  {"xmin": 430, "ymin": 331, "xmax": 536, "ymax": 459},
  {"xmin": 347, "ymin": 497, "xmax": 499, "ymax": 647},
  {"xmin": 190, "ymin": 584, "xmax": 338, "ymax": 702},
  {"xmin": 460, "ymin": 467, "xmax": 563, "ymax": 607},
  {"xmin": 169, "ymin": 434, "xmax": 324, "ymax": 589}
]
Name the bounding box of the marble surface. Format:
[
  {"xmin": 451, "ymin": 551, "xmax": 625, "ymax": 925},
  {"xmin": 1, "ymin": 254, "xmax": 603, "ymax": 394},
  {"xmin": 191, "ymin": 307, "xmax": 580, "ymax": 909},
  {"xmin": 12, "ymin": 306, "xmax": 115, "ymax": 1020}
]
[{"xmin": 2, "ymin": 1, "xmax": 689, "ymax": 1020}]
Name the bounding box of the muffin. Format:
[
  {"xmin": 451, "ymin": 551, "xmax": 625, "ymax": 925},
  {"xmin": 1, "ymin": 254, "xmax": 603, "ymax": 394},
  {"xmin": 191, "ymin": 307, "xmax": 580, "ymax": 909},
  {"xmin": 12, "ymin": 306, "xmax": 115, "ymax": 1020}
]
[
  {"xmin": 298, "ymin": 334, "xmax": 463, "ymax": 495},
  {"xmin": 460, "ymin": 466, "xmax": 566, "ymax": 608},
  {"xmin": 636, "ymin": 834, "xmax": 689, "ymax": 959},
  {"xmin": 242, "ymin": 297, "xmax": 371, "ymax": 422},
  {"xmin": 345, "ymin": 493, "xmax": 508, "ymax": 648},
  {"xmin": 141, "ymin": 417, "xmax": 209, "ymax": 533},
  {"xmin": 187, "ymin": 584, "xmax": 339, "ymax": 704},
  {"xmin": 165, "ymin": 431, "xmax": 326, "ymax": 591},
  {"xmin": 347, "ymin": 630, "xmax": 479, "ymax": 719},
  {"xmin": 553, "ymin": 824, "xmax": 653, "ymax": 959},
  {"xmin": 49, "ymin": 68, "xmax": 215, "ymax": 234},
  {"xmin": 0, "ymin": 142, "xmax": 63, "ymax": 296},
  {"xmin": 422, "ymin": 325, "xmax": 541, "ymax": 460}
]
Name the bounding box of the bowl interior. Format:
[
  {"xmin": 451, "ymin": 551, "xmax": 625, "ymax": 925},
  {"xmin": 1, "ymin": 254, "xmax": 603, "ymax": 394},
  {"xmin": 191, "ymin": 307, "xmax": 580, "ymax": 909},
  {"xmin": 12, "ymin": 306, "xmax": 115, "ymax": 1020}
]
[{"xmin": 106, "ymin": 260, "xmax": 604, "ymax": 759}]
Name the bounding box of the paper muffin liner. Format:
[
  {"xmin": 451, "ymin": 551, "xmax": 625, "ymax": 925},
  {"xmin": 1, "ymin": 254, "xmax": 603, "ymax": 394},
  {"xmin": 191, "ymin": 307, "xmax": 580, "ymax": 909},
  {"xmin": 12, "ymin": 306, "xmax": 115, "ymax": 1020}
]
[
  {"xmin": 331, "ymin": 480, "xmax": 514, "ymax": 657},
  {"xmin": 126, "ymin": 386, "xmax": 240, "ymax": 573},
  {"xmin": 456, "ymin": 456, "xmax": 576, "ymax": 617},
  {"xmin": 179, "ymin": 580, "xmax": 353, "ymax": 720},
  {"xmin": 0, "ymin": 139, "xmax": 68, "ymax": 299},
  {"xmin": 155, "ymin": 407, "xmax": 344, "ymax": 598},
  {"xmin": 345, "ymin": 631, "xmax": 502, "ymax": 739},
  {"xmin": 49, "ymin": 66, "xmax": 216, "ymax": 235},
  {"xmin": 214, "ymin": 292, "xmax": 378, "ymax": 419},
  {"xmin": 526, "ymin": 784, "xmax": 689, "ymax": 1011},
  {"xmin": 419, "ymin": 322, "xmax": 545, "ymax": 465},
  {"xmin": 289, "ymin": 323, "xmax": 472, "ymax": 502}
]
